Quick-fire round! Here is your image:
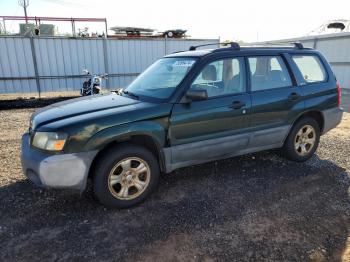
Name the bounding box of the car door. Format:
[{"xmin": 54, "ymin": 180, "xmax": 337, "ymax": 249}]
[
  {"xmin": 168, "ymin": 56, "xmax": 251, "ymax": 166},
  {"xmin": 248, "ymin": 54, "xmax": 305, "ymax": 149}
]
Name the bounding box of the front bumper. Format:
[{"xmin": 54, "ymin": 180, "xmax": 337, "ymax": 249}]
[
  {"xmin": 321, "ymin": 107, "xmax": 343, "ymax": 134},
  {"xmin": 21, "ymin": 133, "xmax": 98, "ymax": 191}
]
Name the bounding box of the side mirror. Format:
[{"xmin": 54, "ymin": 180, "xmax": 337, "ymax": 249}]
[
  {"xmin": 82, "ymin": 69, "xmax": 89, "ymax": 75},
  {"xmin": 185, "ymin": 89, "xmax": 208, "ymax": 102}
]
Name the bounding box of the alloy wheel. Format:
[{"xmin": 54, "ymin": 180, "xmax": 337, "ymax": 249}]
[
  {"xmin": 108, "ymin": 157, "xmax": 151, "ymax": 200},
  {"xmin": 294, "ymin": 125, "xmax": 316, "ymax": 156}
]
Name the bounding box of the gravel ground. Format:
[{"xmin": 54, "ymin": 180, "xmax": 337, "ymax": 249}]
[{"xmin": 0, "ymin": 105, "xmax": 349, "ymax": 261}]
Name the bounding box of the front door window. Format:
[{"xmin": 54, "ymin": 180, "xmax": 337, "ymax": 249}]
[{"xmin": 191, "ymin": 57, "xmax": 246, "ymax": 97}]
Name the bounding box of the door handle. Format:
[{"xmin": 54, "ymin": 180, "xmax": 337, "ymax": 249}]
[
  {"xmin": 229, "ymin": 101, "xmax": 246, "ymax": 109},
  {"xmin": 288, "ymin": 92, "xmax": 301, "ymax": 101}
]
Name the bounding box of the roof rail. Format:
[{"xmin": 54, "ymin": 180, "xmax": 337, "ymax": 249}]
[
  {"xmin": 251, "ymin": 42, "xmax": 305, "ymax": 49},
  {"xmin": 292, "ymin": 42, "xmax": 304, "ymax": 49},
  {"xmin": 189, "ymin": 42, "xmax": 240, "ymax": 51},
  {"xmin": 187, "ymin": 41, "xmax": 305, "ymax": 53},
  {"xmin": 228, "ymin": 42, "xmax": 240, "ymax": 50}
]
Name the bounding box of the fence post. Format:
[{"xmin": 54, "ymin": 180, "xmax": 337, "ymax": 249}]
[
  {"xmin": 29, "ymin": 36, "xmax": 41, "ymax": 98},
  {"xmin": 164, "ymin": 35, "xmax": 168, "ymax": 55},
  {"xmin": 102, "ymin": 38, "xmax": 109, "ymax": 89},
  {"xmin": 313, "ymin": 37, "xmax": 318, "ymax": 49}
]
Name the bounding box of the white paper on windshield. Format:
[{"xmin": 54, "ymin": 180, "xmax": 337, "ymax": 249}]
[{"xmin": 173, "ymin": 60, "xmax": 195, "ymax": 67}]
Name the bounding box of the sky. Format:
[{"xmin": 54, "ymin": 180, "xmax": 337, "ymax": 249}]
[{"xmin": 1, "ymin": 0, "xmax": 350, "ymax": 42}]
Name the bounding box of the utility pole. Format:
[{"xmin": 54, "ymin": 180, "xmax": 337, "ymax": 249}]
[{"xmin": 18, "ymin": 0, "xmax": 29, "ymax": 24}]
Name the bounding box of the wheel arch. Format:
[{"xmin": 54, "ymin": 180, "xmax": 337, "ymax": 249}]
[
  {"xmin": 282, "ymin": 110, "xmax": 324, "ymax": 145},
  {"xmin": 292, "ymin": 110, "xmax": 324, "ymax": 133},
  {"xmin": 88, "ymin": 133, "xmax": 167, "ymax": 179}
]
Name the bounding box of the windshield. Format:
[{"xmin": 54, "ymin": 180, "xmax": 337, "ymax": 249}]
[{"xmin": 125, "ymin": 57, "xmax": 197, "ymax": 101}]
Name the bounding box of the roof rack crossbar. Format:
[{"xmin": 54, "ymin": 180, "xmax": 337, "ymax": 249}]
[{"xmin": 189, "ymin": 42, "xmax": 240, "ymax": 51}]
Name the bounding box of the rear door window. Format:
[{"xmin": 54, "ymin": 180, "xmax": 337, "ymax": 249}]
[
  {"xmin": 248, "ymin": 56, "xmax": 292, "ymax": 91},
  {"xmin": 291, "ymin": 55, "xmax": 326, "ymax": 83}
]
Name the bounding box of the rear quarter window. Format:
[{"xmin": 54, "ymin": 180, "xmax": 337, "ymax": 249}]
[{"xmin": 292, "ymin": 55, "xmax": 327, "ymax": 83}]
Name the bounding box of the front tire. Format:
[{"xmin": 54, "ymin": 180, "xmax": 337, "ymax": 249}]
[
  {"xmin": 93, "ymin": 144, "xmax": 160, "ymax": 208},
  {"xmin": 282, "ymin": 117, "xmax": 320, "ymax": 162}
]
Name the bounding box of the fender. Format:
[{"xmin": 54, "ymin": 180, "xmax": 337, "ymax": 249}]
[
  {"xmin": 84, "ymin": 119, "xmax": 168, "ymax": 151},
  {"xmin": 83, "ymin": 120, "xmax": 168, "ymax": 171}
]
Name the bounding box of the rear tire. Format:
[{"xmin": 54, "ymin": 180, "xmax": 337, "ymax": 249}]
[
  {"xmin": 93, "ymin": 144, "xmax": 160, "ymax": 208},
  {"xmin": 282, "ymin": 117, "xmax": 320, "ymax": 162}
]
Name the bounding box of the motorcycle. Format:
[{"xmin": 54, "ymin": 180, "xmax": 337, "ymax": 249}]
[{"xmin": 80, "ymin": 69, "xmax": 108, "ymax": 96}]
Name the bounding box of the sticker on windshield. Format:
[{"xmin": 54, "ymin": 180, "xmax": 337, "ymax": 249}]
[{"xmin": 173, "ymin": 60, "xmax": 195, "ymax": 67}]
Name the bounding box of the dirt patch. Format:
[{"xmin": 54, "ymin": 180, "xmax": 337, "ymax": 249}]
[
  {"xmin": 0, "ymin": 97, "xmax": 78, "ymax": 110},
  {"xmin": 0, "ymin": 108, "xmax": 349, "ymax": 261},
  {"xmin": 332, "ymin": 112, "xmax": 350, "ymax": 138},
  {"xmin": 0, "ymin": 91, "xmax": 79, "ymax": 101}
]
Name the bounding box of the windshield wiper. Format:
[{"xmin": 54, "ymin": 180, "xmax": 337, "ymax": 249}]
[{"xmin": 122, "ymin": 90, "xmax": 139, "ymax": 100}]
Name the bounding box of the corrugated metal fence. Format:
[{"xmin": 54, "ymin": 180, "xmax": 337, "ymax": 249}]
[
  {"xmin": 259, "ymin": 32, "xmax": 350, "ymax": 90},
  {"xmin": 0, "ymin": 36, "xmax": 219, "ymax": 95}
]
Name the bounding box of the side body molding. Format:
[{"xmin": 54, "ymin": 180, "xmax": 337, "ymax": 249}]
[{"xmin": 163, "ymin": 125, "xmax": 291, "ymax": 173}]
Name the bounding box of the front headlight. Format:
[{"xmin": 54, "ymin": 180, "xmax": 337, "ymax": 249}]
[
  {"xmin": 93, "ymin": 78, "xmax": 100, "ymax": 84},
  {"xmin": 32, "ymin": 132, "xmax": 68, "ymax": 151}
]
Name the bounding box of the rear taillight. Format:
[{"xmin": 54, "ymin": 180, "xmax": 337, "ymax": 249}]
[{"xmin": 336, "ymin": 82, "xmax": 341, "ymax": 107}]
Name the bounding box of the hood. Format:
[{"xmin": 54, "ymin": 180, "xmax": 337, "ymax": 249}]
[{"xmin": 31, "ymin": 93, "xmax": 142, "ymax": 130}]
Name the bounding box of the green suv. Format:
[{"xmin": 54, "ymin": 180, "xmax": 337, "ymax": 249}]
[{"xmin": 21, "ymin": 42, "xmax": 343, "ymax": 208}]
